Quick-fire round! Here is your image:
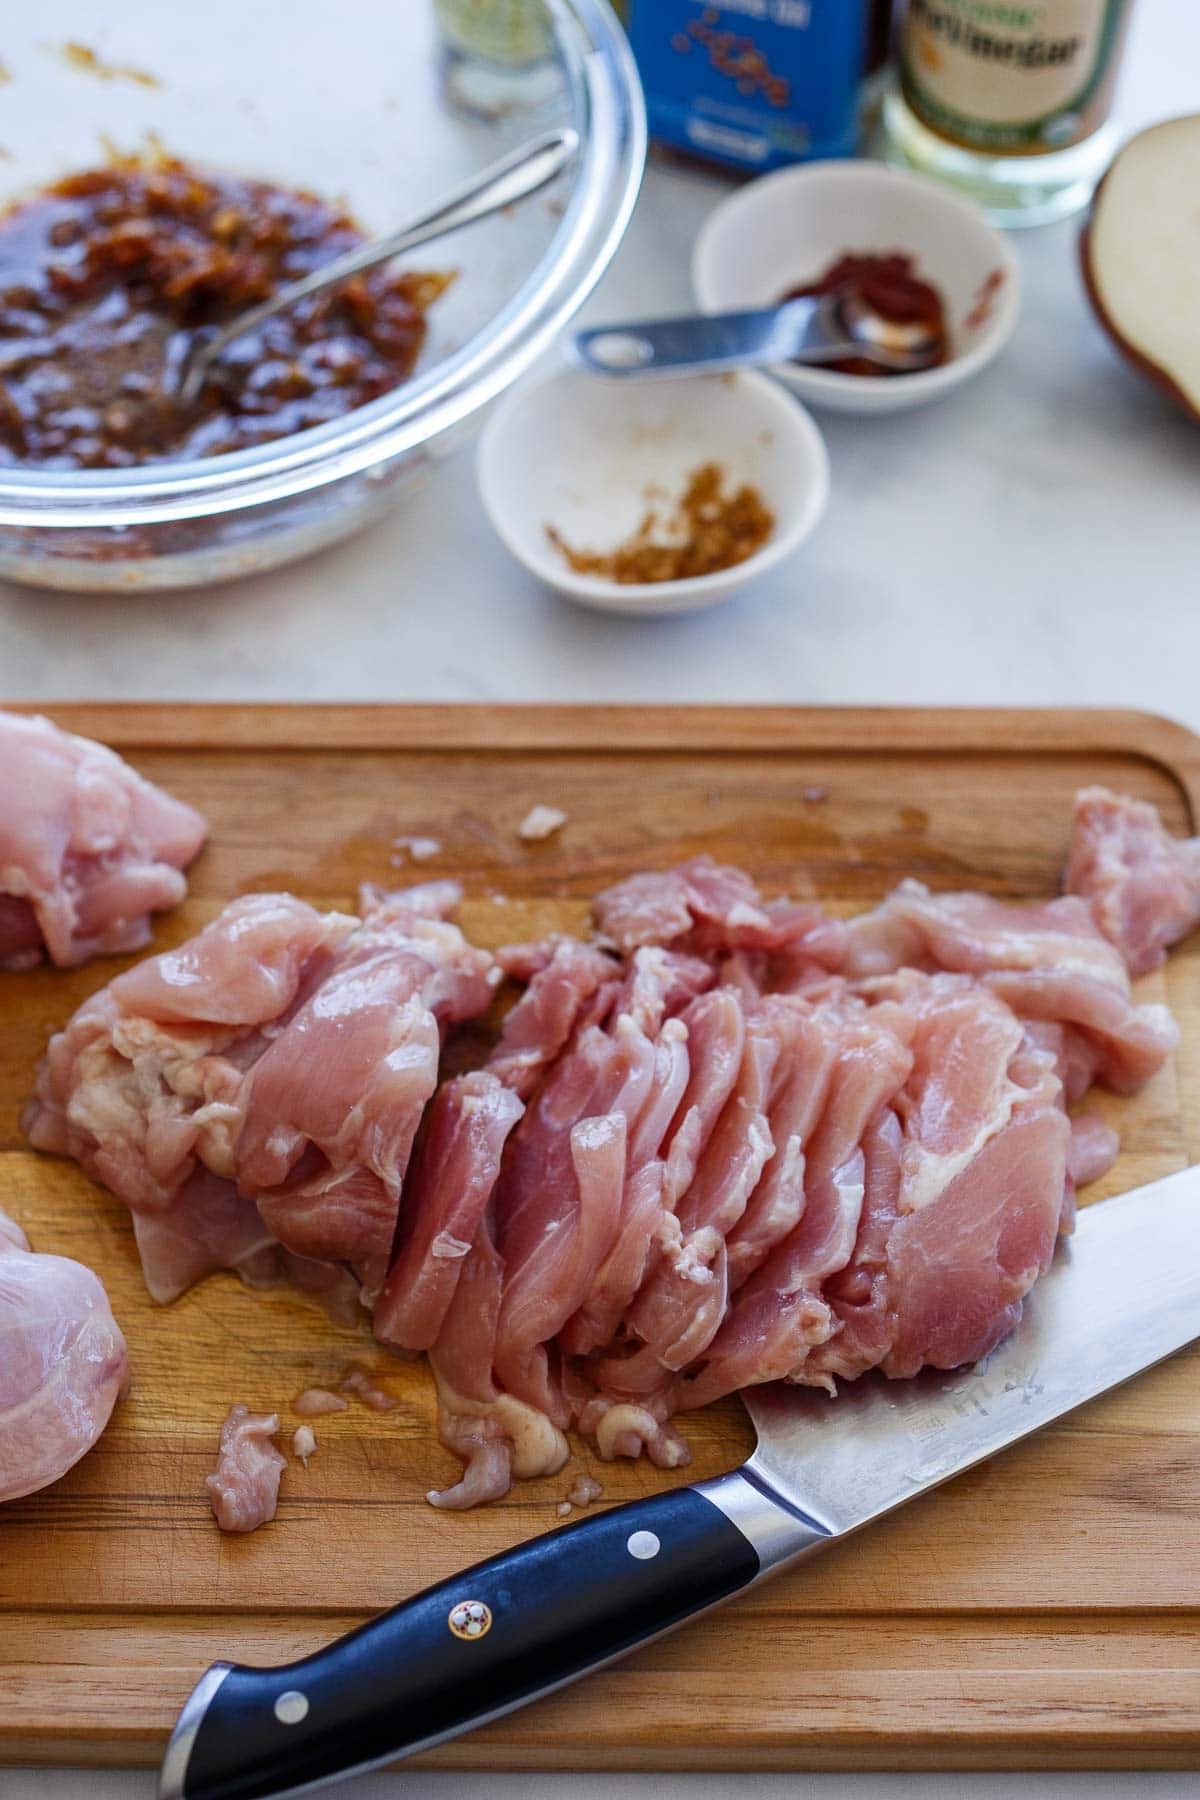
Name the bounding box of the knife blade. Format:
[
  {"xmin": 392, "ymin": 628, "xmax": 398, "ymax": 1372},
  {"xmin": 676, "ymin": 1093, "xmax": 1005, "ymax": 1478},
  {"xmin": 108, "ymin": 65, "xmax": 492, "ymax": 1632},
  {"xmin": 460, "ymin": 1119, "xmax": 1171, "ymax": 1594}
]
[
  {"xmin": 160, "ymin": 1166, "xmax": 1200, "ymax": 1800},
  {"xmin": 740, "ymin": 1159, "xmax": 1200, "ymax": 1544}
]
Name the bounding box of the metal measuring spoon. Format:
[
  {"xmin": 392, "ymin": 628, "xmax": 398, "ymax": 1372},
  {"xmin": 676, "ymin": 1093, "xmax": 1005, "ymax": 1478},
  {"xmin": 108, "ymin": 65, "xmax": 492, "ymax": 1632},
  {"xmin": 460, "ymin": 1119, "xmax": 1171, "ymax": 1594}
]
[
  {"xmin": 570, "ymin": 291, "xmax": 943, "ymax": 379},
  {"xmin": 176, "ymin": 126, "xmax": 579, "ymax": 405}
]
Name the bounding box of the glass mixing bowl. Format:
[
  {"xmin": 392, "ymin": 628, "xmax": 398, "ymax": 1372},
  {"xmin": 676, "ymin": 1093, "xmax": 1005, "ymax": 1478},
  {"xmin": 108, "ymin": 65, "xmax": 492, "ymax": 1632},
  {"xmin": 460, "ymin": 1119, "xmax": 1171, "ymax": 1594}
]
[{"xmin": 0, "ymin": 0, "xmax": 644, "ymax": 590}]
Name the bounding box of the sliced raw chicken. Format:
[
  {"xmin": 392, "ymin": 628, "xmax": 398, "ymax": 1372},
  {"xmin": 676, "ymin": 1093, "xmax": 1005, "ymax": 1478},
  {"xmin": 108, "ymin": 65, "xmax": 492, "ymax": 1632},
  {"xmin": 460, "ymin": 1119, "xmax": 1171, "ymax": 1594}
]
[
  {"xmin": 886, "ymin": 973, "xmax": 1029, "ymax": 1217},
  {"xmin": 805, "ymin": 1107, "xmax": 904, "ymax": 1385},
  {"xmin": 594, "ymin": 857, "xmax": 767, "ymax": 954},
  {"xmin": 658, "ymin": 987, "xmax": 747, "ymax": 1206},
  {"xmin": 609, "ymin": 945, "xmax": 716, "ymax": 1032},
  {"xmin": 617, "ymin": 1014, "xmax": 781, "ymax": 1378},
  {"xmin": 1066, "ymin": 786, "xmax": 1200, "ymax": 977},
  {"xmin": 487, "ymin": 938, "xmax": 717, "ymax": 1423},
  {"xmin": 882, "ymin": 1057, "xmax": 1067, "ymax": 1379},
  {"xmin": 26, "ymin": 782, "xmax": 1193, "ymax": 1514},
  {"xmin": 127, "ymin": 1169, "xmax": 362, "ymax": 1318},
  {"xmin": 374, "ymin": 1071, "xmax": 524, "ymax": 1351},
  {"xmin": 26, "ymin": 884, "xmax": 497, "ymax": 1307},
  {"xmin": 491, "ymin": 1025, "xmax": 647, "ymax": 1420},
  {"xmin": 558, "ymin": 1006, "xmax": 693, "ymax": 1359},
  {"xmin": 425, "ymin": 944, "xmax": 703, "ymax": 1494},
  {"xmin": 593, "ymin": 854, "xmax": 845, "ymax": 971},
  {"xmin": 130, "ymin": 1171, "xmax": 282, "ymax": 1304},
  {"xmin": 237, "ymin": 888, "xmax": 495, "ymax": 1295},
  {"xmin": 205, "ymin": 1405, "xmax": 286, "ymax": 1533},
  {"xmin": 681, "ymin": 1004, "xmax": 913, "ymax": 1407},
  {"xmin": 675, "ymin": 977, "xmax": 1067, "ymax": 1405},
  {"xmin": 840, "ymin": 881, "xmax": 1178, "ymax": 1095},
  {"xmin": 293, "ymin": 1389, "xmax": 347, "ymax": 1417},
  {"xmin": 878, "ymin": 977, "xmax": 1069, "ymax": 1376},
  {"xmin": 0, "ymin": 1208, "xmax": 128, "ymax": 1503},
  {"xmin": 406, "ymin": 792, "xmax": 1199, "ymax": 1503},
  {"xmin": 24, "ymin": 892, "xmax": 353, "ymax": 1201},
  {"xmin": 489, "ymin": 936, "xmax": 620, "ymax": 1098},
  {"xmin": 427, "ymin": 1218, "xmax": 569, "ymax": 1511},
  {"xmin": 0, "ymin": 709, "xmax": 206, "ymax": 969},
  {"xmin": 723, "ymin": 994, "xmax": 847, "ymax": 1289},
  {"xmin": 23, "ymin": 893, "xmax": 356, "ymax": 1250},
  {"xmin": 1066, "ymin": 1114, "xmax": 1121, "ymax": 1189}
]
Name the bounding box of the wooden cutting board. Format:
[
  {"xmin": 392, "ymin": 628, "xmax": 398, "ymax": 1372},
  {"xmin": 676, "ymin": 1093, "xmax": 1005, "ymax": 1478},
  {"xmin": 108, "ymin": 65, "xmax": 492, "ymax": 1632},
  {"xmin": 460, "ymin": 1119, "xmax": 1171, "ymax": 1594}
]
[{"xmin": 3, "ymin": 704, "xmax": 1200, "ymax": 1775}]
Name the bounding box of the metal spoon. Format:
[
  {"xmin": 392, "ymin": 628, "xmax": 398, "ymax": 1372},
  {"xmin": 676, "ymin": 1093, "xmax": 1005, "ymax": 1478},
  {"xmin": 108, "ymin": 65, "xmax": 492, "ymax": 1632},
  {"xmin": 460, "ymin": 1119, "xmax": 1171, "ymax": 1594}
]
[
  {"xmin": 569, "ymin": 291, "xmax": 943, "ymax": 379},
  {"xmin": 176, "ymin": 126, "xmax": 580, "ymax": 404}
]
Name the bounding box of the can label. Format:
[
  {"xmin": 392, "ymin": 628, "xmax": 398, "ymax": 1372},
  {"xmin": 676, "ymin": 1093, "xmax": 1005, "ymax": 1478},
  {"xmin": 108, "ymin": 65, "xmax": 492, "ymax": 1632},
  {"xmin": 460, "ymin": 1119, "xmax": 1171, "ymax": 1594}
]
[
  {"xmin": 627, "ymin": 1, "xmax": 869, "ymax": 172},
  {"xmin": 900, "ymin": 0, "xmax": 1132, "ymax": 154}
]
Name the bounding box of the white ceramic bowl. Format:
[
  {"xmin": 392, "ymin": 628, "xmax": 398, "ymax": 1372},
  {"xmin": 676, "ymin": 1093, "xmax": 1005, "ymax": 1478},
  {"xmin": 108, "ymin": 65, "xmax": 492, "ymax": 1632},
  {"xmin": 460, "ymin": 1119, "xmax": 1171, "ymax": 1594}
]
[
  {"xmin": 692, "ymin": 160, "xmax": 1021, "ymax": 416},
  {"xmin": 476, "ymin": 368, "xmax": 829, "ymax": 616}
]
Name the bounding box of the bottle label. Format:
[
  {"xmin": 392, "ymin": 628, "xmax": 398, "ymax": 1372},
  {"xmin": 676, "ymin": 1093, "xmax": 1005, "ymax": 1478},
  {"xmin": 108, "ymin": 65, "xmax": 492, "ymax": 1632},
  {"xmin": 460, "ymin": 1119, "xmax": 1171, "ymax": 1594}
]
[
  {"xmin": 900, "ymin": 0, "xmax": 1131, "ymax": 154},
  {"xmin": 434, "ymin": 0, "xmax": 552, "ymax": 67},
  {"xmin": 627, "ymin": 0, "xmax": 870, "ymax": 173}
]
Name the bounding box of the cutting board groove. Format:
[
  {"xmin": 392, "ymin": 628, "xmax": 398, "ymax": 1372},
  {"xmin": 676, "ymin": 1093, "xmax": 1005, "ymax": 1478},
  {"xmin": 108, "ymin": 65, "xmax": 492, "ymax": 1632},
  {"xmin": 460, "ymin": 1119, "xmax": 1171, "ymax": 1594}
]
[{"xmin": 2, "ymin": 705, "xmax": 1199, "ymax": 1773}]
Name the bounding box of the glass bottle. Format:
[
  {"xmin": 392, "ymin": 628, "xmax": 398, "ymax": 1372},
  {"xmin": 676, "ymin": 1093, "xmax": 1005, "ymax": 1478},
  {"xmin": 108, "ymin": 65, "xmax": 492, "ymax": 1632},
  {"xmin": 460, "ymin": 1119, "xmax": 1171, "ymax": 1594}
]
[
  {"xmin": 883, "ymin": 0, "xmax": 1136, "ymax": 226},
  {"xmin": 433, "ymin": 0, "xmax": 559, "ymax": 119}
]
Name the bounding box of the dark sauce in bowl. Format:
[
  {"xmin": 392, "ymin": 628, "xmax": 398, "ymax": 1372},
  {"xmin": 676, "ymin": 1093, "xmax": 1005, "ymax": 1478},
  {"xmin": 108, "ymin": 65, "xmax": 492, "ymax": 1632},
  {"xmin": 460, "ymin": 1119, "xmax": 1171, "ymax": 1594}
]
[
  {"xmin": 0, "ymin": 155, "xmax": 452, "ymax": 469},
  {"xmin": 782, "ymin": 251, "xmax": 949, "ymax": 377}
]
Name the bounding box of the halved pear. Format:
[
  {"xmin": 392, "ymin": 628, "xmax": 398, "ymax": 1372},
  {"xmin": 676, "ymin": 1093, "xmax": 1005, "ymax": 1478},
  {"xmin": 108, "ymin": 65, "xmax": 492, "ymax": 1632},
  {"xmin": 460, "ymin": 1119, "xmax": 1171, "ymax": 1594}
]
[{"xmin": 1082, "ymin": 115, "xmax": 1200, "ymax": 419}]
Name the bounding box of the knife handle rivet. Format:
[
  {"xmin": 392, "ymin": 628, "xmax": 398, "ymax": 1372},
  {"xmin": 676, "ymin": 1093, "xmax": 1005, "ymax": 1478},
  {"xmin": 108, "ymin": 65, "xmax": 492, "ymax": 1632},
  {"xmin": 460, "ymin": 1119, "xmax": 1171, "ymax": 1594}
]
[
  {"xmin": 274, "ymin": 1690, "xmax": 309, "ymax": 1726},
  {"xmin": 449, "ymin": 1600, "xmax": 493, "ymax": 1640},
  {"xmin": 626, "ymin": 1531, "xmax": 660, "ymax": 1561}
]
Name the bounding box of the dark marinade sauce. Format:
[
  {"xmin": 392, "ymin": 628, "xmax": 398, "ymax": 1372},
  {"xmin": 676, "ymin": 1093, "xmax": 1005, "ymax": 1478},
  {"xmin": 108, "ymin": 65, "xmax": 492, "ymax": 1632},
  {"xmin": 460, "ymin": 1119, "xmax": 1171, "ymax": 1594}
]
[
  {"xmin": 0, "ymin": 156, "xmax": 451, "ymax": 468},
  {"xmin": 783, "ymin": 251, "xmax": 949, "ymax": 377}
]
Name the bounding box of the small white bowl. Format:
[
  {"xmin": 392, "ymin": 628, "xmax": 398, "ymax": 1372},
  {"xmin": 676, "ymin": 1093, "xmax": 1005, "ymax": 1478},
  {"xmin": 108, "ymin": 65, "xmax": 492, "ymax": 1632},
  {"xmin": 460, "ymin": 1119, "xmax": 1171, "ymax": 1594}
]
[
  {"xmin": 476, "ymin": 367, "xmax": 829, "ymax": 616},
  {"xmin": 692, "ymin": 160, "xmax": 1021, "ymax": 416}
]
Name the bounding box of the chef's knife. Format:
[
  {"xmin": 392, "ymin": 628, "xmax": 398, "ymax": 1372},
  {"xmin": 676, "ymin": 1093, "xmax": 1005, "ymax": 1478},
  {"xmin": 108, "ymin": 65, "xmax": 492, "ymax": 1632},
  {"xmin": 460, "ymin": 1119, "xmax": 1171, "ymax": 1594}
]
[{"xmin": 160, "ymin": 1166, "xmax": 1200, "ymax": 1800}]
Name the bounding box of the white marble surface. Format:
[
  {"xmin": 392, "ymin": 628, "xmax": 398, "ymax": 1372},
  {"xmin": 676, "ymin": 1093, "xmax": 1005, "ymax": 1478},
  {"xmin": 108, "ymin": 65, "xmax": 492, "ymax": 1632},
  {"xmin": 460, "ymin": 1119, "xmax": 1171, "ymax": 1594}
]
[
  {"xmin": 5, "ymin": 3, "xmax": 1200, "ymax": 1797},
  {"xmin": 0, "ymin": 3, "xmax": 1196, "ymax": 733},
  {"xmin": 7, "ymin": 1774, "xmax": 1200, "ymax": 1800}
]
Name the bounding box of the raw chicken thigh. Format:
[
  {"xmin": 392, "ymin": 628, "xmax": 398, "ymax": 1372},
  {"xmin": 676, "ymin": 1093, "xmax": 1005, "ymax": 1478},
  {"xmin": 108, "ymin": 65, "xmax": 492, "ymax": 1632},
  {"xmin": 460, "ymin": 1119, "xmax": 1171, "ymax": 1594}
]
[
  {"xmin": 379, "ymin": 792, "xmax": 1187, "ymax": 1505},
  {"xmin": 0, "ymin": 710, "xmax": 206, "ymax": 969},
  {"xmin": 1066, "ymin": 785, "xmax": 1200, "ymax": 976},
  {"xmin": 25, "ymin": 882, "xmax": 498, "ymax": 1309},
  {"xmin": 0, "ymin": 1208, "xmax": 128, "ymax": 1503},
  {"xmin": 206, "ymin": 1405, "xmax": 286, "ymax": 1533},
  {"xmin": 27, "ymin": 784, "xmax": 1198, "ymax": 1514}
]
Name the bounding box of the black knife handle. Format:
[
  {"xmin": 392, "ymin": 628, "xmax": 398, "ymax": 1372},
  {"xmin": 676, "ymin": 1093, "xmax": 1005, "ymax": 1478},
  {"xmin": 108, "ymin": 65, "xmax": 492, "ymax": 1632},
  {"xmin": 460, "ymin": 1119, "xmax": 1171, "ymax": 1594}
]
[{"xmin": 161, "ymin": 1477, "xmax": 783, "ymax": 1800}]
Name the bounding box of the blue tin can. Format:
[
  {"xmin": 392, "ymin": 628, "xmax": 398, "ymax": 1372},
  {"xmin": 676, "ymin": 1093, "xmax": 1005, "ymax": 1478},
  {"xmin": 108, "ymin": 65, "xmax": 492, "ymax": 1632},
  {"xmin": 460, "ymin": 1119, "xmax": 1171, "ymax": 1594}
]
[{"xmin": 626, "ymin": 1, "xmax": 880, "ymax": 173}]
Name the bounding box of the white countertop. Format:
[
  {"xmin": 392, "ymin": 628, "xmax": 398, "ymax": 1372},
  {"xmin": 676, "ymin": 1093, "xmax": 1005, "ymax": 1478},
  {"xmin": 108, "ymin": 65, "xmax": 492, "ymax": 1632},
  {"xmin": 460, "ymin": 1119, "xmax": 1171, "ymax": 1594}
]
[
  {"xmin": 9, "ymin": 1773, "xmax": 1200, "ymax": 1800},
  {"xmin": 4, "ymin": 3, "xmax": 1199, "ymax": 1797},
  {"xmin": 1, "ymin": 4, "xmax": 1196, "ymax": 734}
]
